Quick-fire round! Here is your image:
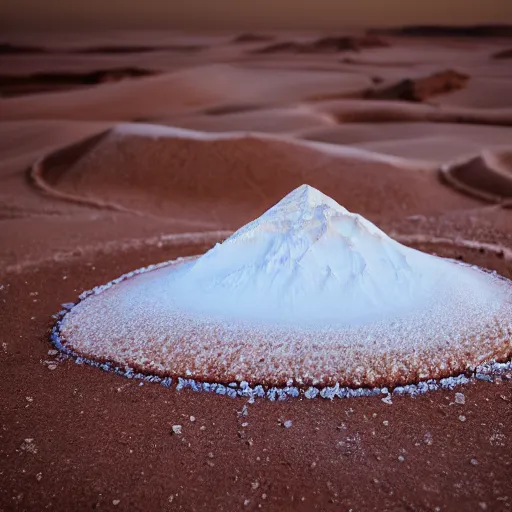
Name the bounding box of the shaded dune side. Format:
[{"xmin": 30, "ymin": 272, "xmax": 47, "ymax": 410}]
[
  {"xmin": 0, "ymin": 68, "xmax": 157, "ymax": 97},
  {"xmin": 0, "ymin": 42, "xmax": 206, "ymax": 54},
  {"xmin": 366, "ymin": 70, "xmax": 470, "ymax": 102},
  {"xmin": 493, "ymin": 49, "xmax": 512, "ymax": 59},
  {"xmin": 370, "ymin": 24, "xmax": 512, "ymax": 38},
  {"xmin": 30, "ymin": 131, "xmax": 135, "ymax": 212},
  {"xmin": 232, "ymin": 33, "xmax": 275, "ymax": 44},
  {"xmin": 441, "ymin": 149, "xmax": 512, "ymax": 206},
  {"xmin": 310, "ymin": 100, "xmax": 512, "ymax": 127},
  {"xmin": 33, "ymin": 126, "xmax": 482, "ymax": 226},
  {"xmin": 0, "ymin": 42, "xmax": 48, "ymax": 54},
  {"xmin": 252, "ymin": 36, "xmax": 389, "ymax": 54}
]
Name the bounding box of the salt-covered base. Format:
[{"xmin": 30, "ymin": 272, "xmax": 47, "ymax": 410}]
[
  {"xmin": 51, "ymin": 256, "xmax": 512, "ymax": 398},
  {"xmin": 51, "ymin": 310, "xmax": 512, "ymax": 401}
]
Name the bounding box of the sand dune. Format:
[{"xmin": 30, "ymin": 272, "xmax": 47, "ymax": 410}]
[
  {"xmin": 32, "ymin": 123, "xmax": 482, "ymax": 228},
  {"xmin": 441, "ymin": 148, "xmax": 512, "ymax": 204},
  {"xmin": 310, "ymin": 99, "xmax": 512, "ymax": 126},
  {"xmin": 0, "ymin": 119, "xmax": 113, "ymax": 167},
  {"xmin": 0, "ymin": 42, "xmax": 48, "ymax": 54},
  {"xmin": 159, "ymin": 105, "xmax": 336, "ymax": 134},
  {"xmin": 232, "ymin": 33, "xmax": 274, "ymax": 43},
  {"xmin": 299, "ymin": 122, "xmax": 512, "ymax": 162},
  {"xmin": 0, "ymin": 64, "xmax": 372, "ymax": 121},
  {"xmin": 371, "ymin": 24, "xmax": 512, "ymax": 38},
  {"xmin": 367, "ymin": 70, "xmax": 469, "ymax": 102},
  {"xmin": 0, "ymin": 68, "xmax": 157, "ymax": 97},
  {"xmin": 75, "ymin": 44, "xmax": 206, "ymax": 54},
  {"xmin": 0, "ymin": 41, "xmax": 206, "ymax": 55},
  {"xmin": 493, "ymin": 48, "xmax": 512, "ymax": 59},
  {"xmin": 252, "ymin": 35, "xmax": 388, "ymax": 54},
  {"xmin": 432, "ymin": 76, "xmax": 512, "ymax": 109}
]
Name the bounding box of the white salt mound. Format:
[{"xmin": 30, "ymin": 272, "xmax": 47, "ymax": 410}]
[{"xmin": 58, "ymin": 185, "xmax": 512, "ymax": 388}]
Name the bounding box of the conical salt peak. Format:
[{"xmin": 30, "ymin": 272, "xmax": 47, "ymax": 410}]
[
  {"xmin": 229, "ymin": 184, "xmax": 387, "ymax": 244},
  {"xmin": 267, "ymin": 184, "xmax": 348, "ymax": 217}
]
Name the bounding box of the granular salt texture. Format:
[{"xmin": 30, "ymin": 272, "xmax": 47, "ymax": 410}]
[{"xmin": 58, "ymin": 185, "xmax": 512, "ymax": 389}]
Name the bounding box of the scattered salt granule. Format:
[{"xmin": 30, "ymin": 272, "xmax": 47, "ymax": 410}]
[
  {"xmin": 459, "ymin": 415, "xmax": 466, "ymax": 422},
  {"xmin": 112, "ymin": 499, "xmax": 120, "ymax": 506},
  {"xmin": 56, "ymin": 184, "xmax": 512, "ymax": 393},
  {"xmin": 381, "ymin": 394, "xmax": 393, "ymax": 405},
  {"xmin": 171, "ymin": 425, "xmax": 182, "ymax": 435},
  {"xmin": 470, "ymin": 458, "xmax": 479, "ymax": 466},
  {"xmin": 283, "ymin": 420, "xmax": 293, "ymax": 429},
  {"xmin": 398, "ymin": 455, "xmax": 405, "ymax": 462},
  {"xmin": 189, "ymin": 416, "xmax": 196, "ymax": 423},
  {"xmin": 20, "ymin": 439, "xmax": 37, "ymax": 454},
  {"xmin": 454, "ymin": 392, "xmax": 465, "ymax": 405}
]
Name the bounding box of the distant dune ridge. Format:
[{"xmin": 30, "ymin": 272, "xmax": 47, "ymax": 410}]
[
  {"xmin": 367, "ymin": 70, "xmax": 470, "ymax": 102},
  {"xmin": 441, "ymin": 149, "xmax": 512, "ymax": 205},
  {"xmin": 252, "ymin": 35, "xmax": 388, "ymax": 54},
  {"xmin": 0, "ymin": 68, "xmax": 157, "ymax": 97},
  {"xmin": 370, "ymin": 24, "xmax": 512, "ymax": 38},
  {"xmin": 232, "ymin": 33, "xmax": 274, "ymax": 43},
  {"xmin": 0, "ymin": 41, "xmax": 206, "ymax": 54}
]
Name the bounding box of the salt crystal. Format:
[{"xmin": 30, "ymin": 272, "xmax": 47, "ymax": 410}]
[
  {"xmin": 171, "ymin": 425, "xmax": 182, "ymax": 435},
  {"xmin": 454, "ymin": 392, "xmax": 465, "ymax": 405},
  {"xmin": 381, "ymin": 394, "xmax": 393, "ymax": 405}
]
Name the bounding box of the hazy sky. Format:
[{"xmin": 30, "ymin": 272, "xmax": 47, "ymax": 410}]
[{"xmin": 2, "ymin": 0, "xmax": 511, "ymax": 30}]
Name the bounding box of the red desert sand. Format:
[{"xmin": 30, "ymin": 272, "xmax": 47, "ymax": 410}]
[{"xmin": 1, "ymin": 28, "xmax": 512, "ymax": 512}]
